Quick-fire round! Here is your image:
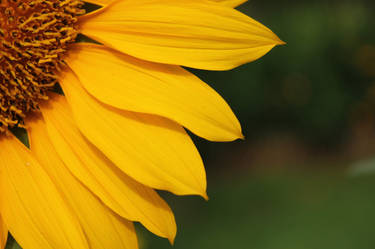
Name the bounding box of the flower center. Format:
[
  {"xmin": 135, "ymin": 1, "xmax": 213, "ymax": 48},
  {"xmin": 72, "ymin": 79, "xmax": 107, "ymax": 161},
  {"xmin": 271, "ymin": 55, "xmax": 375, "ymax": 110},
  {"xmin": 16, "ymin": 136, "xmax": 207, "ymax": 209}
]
[{"xmin": 0, "ymin": 0, "xmax": 84, "ymax": 132}]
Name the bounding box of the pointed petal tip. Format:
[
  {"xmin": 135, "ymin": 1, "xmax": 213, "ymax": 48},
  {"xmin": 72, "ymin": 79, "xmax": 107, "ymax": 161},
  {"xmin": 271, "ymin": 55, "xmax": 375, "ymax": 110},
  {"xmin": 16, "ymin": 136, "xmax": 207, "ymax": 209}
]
[
  {"xmin": 189, "ymin": 187, "xmax": 208, "ymax": 201},
  {"xmin": 166, "ymin": 225, "xmax": 177, "ymax": 246},
  {"xmin": 226, "ymin": 130, "xmax": 245, "ymax": 142},
  {"xmin": 214, "ymin": 123, "xmax": 244, "ymax": 142},
  {"xmin": 277, "ymin": 38, "xmax": 286, "ymax": 46},
  {"xmin": 264, "ymin": 28, "xmax": 285, "ymax": 46},
  {"xmin": 270, "ymin": 33, "xmax": 286, "ymax": 46},
  {"xmin": 238, "ymin": 132, "xmax": 245, "ymax": 140},
  {"xmin": 211, "ymin": 132, "xmax": 244, "ymax": 142},
  {"xmin": 168, "ymin": 236, "xmax": 175, "ymax": 245},
  {"xmin": 151, "ymin": 219, "xmax": 176, "ymax": 245},
  {"xmin": 190, "ymin": 188, "xmax": 208, "ymax": 201}
]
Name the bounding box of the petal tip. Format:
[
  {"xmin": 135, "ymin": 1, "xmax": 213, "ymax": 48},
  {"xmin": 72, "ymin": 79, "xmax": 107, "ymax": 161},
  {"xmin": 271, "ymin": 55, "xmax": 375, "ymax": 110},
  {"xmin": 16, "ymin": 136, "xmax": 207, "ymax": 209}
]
[
  {"xmin": 168, "ymin": 238, "xmax": 174, "ymax": 245},
  {"xmin": 230, "ymin": 131, "xmax": 245, "ymax": 141},
  {"xmin": 168, "ymin": 232, "xmax": 176, "ymax": 245},
  {"xmin": 277, "ymin": 38, "xmax": 286, "ymax": 46},
  {"xmin": 266, "ymin": 30, "xmax": 285, "ymax": 46},
  {"xmin": 237, "ymin": 131, "xmax": 245, "ymax": 140},
  {"xmin": 192, "ymin": 186, "xmax": 208, "ymax": 201},
  {"xmin": 223, "ymin": 123, "xmax": 244, "ymax": 142},
  {"xmin": 202, "ymin": 192, "xmax": 209, "ymax": 201},
  {"xmin": 213, "ymin": 132, "xmax": 244, "ymax": 142}
]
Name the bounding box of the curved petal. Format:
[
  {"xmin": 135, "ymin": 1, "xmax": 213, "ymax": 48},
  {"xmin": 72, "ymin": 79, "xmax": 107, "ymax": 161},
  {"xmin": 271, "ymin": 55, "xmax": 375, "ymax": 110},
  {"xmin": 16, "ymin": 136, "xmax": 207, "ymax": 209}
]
[
  {"xmin": 212, "ymin": 0, "xmax": 247, "ymax": 7},
  {"xmin": 85, "ymin": 0, "xmax": 114, "ymax": 5},
  {"xmin": 67, "ymin": 44, "xmax": 242, "ymax": 141},
  {"xmin": 0, "ymin": 216, "xmax": 7, "ymax": 249},
  {"xmin": 40, "ymin": 94, "xmax": 177, "ymax": 242},
  {"xmin": 0, "ymin": 135, "xmax": 89, "ymax": 249},
  {"xmin": 86, "ymin": 0, "xmax": 247, "ymax": 7},
  {"xmin": 27, "ymin": 116, "xmax": 138, "ymax": 249},
  {"xmin": 59, "ymin": 69, "xmax": 208, "ymax": 199},
  {"xmin": 79, "ymin": 0, "xmax": 284, "ymax": 70}
]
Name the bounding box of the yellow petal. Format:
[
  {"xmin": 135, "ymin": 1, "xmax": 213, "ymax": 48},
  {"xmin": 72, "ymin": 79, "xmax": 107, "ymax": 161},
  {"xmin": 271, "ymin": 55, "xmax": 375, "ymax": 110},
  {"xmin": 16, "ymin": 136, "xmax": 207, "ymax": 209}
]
[
  {"xmin": 27, "ymin": 116, "xmax": 138, "ymax": 249},
  {"xmin": 80, "ymin": 0, "xmax": 284, "ymax": 70},
  {"xmin": 0, "ymin": 135, "xmax": 89, "ymax": 249},
  {"xmin": 68, "ymin": 44, "xmax": 242, "ymax": 141},
  {"xmin": 212, "ymin": 0, "xmax": 247, "ymax": 7},
  {"xmin": 60, "ymin": 70, "xmax": 207, "ymax": 199},
  {"xmin": 85, "ymin": 0, "xmax": 114, "ymax": 5},
  {"xmin": 0, "ymin": 216, "xmax": 7, "ymax": 249},
  {"xmin": 86, "ymin": 0, "xmax": 246, "ymax": 7},
  {"xmin": 40, "ymin": 94, "xmax": 177, "ymax": 242}
]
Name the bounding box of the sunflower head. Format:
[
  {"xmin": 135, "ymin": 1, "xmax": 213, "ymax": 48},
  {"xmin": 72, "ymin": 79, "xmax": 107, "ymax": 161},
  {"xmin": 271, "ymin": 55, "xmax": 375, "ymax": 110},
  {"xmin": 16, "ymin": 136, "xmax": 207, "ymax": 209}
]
[
  {"xmin": 0, "ymin": 1, "xmax": 285, "ymax": 249},
  {"xmin": 0, "ymin": 0, "xmax": 84, "ymax": 132}
]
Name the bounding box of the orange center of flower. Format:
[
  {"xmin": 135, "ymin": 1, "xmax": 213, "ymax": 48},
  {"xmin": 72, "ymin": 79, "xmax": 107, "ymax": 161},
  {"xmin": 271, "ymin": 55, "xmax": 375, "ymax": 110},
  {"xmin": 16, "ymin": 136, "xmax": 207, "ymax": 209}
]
[{"xmin": 0, "ymin": 0, "xmax": 84, "ymax": 132}]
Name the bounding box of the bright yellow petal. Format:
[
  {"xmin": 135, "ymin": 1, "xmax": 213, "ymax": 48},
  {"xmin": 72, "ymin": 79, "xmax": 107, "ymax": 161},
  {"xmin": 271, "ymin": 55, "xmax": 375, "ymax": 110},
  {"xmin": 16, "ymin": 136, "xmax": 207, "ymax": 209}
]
[
  {"xmin": 86, "ymin": 0, "xmax": 114, "ymax": 5},
  {"xmin": 27, "ymin": 116, "xmax": 138, "ymax": 249},
  {"xmin": 40, "ymin": 94, "xmax": 177, "ymax": 242},
  {"xmin": 0, "ymin": 216, "xmax": 7, "ymax": 249},
  {"xmin": 79, "ymin": 0, "xmax": 284, "ymax": 70},
  {"xmin": 0, "ymin": 136, "xmax": 89, "ymax": 249},
  {"xmin": 212, "ymin": 0, "xmax": 247, "ymax": 7},
  {"xmin": 86, "ymin": 0, "xmax": 247, "ymax": 7},
  {"xmin": 67, "ymin": 44, "xmax": 242, "ymax": 141},
  {"xmin": 60, "ymin": 70, "xmax": 208, "ymax": 199}
]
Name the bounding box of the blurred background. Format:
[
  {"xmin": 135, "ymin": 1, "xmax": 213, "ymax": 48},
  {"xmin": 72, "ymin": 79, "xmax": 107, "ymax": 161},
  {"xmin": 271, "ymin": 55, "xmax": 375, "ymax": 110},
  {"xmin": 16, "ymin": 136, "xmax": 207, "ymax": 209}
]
[{"xmin": 138, "ymin": 0, "xmax": 375, "ymax": 249}]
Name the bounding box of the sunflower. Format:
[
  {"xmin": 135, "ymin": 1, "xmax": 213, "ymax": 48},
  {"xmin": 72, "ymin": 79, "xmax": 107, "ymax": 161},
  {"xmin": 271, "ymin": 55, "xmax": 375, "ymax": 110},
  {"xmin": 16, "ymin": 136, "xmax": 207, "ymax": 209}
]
[{"xmin": 0, "ymin": 0, "xmax": 283, "ymax": 248}]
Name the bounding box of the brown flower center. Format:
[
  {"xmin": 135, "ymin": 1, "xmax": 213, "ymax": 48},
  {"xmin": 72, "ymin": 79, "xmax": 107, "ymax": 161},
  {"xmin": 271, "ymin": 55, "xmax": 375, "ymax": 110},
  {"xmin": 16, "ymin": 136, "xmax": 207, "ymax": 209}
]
[{"xmin": 0, "ymin": 0, "xmax": 84, "ymax": 132}]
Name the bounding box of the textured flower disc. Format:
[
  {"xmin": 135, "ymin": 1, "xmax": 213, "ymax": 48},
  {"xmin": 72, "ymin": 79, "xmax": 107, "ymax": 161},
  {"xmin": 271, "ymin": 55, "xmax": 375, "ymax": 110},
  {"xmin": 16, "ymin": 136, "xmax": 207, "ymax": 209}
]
[{"xmin": 0, "ymin": 0, "xmax": 84, "ymax": 132}]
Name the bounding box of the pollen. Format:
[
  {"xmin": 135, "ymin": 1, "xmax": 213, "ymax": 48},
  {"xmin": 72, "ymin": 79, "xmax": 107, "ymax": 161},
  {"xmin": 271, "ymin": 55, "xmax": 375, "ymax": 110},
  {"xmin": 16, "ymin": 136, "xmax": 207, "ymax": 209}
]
[{"xmin": 0, "ymin": 0, "xmax": 84, "ymax": 132}]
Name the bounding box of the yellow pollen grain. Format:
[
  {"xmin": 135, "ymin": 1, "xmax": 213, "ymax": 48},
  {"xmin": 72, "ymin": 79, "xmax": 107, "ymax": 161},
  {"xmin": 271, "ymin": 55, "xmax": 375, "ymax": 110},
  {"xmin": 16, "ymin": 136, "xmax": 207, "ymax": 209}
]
[{"xmin": 0, "ymin": 0, "xmax": 85, "ymax": 133}]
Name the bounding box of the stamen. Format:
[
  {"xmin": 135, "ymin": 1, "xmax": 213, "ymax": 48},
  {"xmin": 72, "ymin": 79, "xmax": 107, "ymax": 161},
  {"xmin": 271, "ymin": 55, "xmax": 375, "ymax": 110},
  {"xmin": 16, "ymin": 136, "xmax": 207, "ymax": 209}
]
[{"xmin": 0, "ymin": 0, "xmax": 84, "ymax": 132}]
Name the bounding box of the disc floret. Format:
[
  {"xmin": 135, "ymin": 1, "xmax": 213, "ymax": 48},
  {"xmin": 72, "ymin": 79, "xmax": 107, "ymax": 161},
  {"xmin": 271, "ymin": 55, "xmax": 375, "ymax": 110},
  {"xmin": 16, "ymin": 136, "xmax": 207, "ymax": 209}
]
[{"xmin": 0, "ymin": 0, "xmax": 84, "ymax": 132}]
